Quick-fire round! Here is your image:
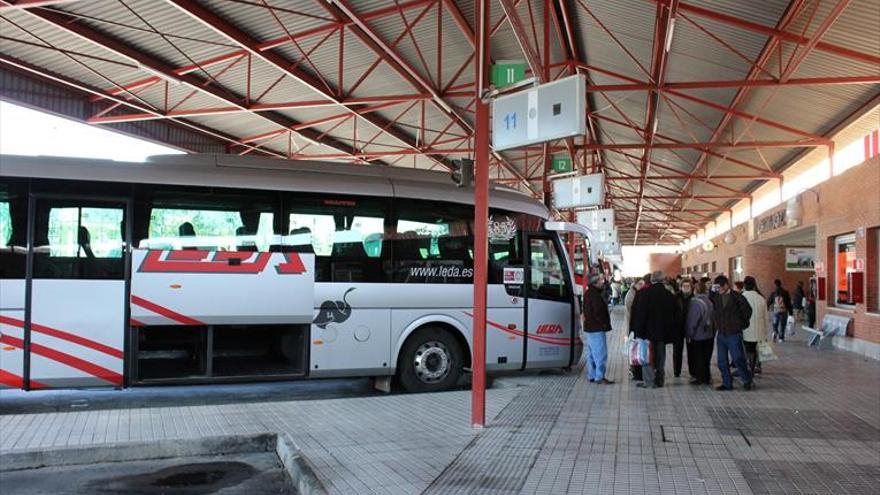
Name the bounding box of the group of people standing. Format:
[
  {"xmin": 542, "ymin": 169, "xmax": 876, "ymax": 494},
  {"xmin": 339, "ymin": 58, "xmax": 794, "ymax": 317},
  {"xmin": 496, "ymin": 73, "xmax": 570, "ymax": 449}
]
[{"xmin": 582, "ymin": 268, "xmax": 794, "ymax": 391}]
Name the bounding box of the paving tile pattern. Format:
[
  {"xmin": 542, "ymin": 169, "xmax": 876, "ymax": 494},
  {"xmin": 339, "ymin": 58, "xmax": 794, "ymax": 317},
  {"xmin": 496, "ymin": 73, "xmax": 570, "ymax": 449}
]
[
  {"xmin": 0, "ymin": 388, "xmax": 519, "ymax": 494},
  {"xmin": 423, "ymin": 372, "xmax": 578, "ymax": 494},
  {"xmin": 737, "ymin": 460, "xmax": 880, "ymax": 495},
  {"xmin": 1, "ymin": 308, "xmax": 879, "ymax": 494}
]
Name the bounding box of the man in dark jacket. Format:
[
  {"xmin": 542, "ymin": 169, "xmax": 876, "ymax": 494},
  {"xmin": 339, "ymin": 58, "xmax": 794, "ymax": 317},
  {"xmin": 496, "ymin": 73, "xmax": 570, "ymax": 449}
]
[
  {"xmin": 712, "ymin": 275, "xmax": 754, "ymax": 391},
  {"xmin": 633, "ymin": 271, "xmax": 676, "ymax": 388},
  {"xmin": 671, "ymin": 280, "xmax": 691, "ymax": 377},
  {"xmin": 766, "ymin": 279, "xmax": 793, "ymax": 342},
  {"xmin": 793, "ymin": 280, "xmax": 806, "ymax": 323},
  {"xmin": 584, "ymin": 271, "xmax": 614, "ymax": 384}
]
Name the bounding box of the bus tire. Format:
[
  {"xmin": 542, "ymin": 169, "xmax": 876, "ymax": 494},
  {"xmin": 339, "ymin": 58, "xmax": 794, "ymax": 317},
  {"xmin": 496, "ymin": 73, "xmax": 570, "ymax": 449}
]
[{"xmin": 398, "ymin": 327, "xmax": 463, "ymax": 393}]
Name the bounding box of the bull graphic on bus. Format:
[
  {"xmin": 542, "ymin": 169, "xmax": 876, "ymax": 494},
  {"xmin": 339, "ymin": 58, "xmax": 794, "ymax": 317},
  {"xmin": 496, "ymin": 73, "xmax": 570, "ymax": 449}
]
[{"xmin": 313, "ymin": 288, "xmax": 356, "ymax": 329}]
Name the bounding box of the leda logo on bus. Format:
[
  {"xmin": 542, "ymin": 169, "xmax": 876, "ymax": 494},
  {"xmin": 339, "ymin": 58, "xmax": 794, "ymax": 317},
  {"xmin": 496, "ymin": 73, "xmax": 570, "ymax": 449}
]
[
  {"xmin": 137, "ymin": 250, "xmax": 306, "ymax": 275},
  {"xmin": 535, "ymin": 324, "xmax": 563, "ymax": 334},
  {"xmin": 488, "ymin": 215, "xmax": 517, "ymax": 243}
]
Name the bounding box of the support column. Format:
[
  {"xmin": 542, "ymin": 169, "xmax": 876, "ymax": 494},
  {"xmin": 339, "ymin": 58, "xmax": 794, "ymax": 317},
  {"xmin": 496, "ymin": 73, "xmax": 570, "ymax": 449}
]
[{"xmin": 471, "ymin": 0, "xmax": 490, "ymax": 429}]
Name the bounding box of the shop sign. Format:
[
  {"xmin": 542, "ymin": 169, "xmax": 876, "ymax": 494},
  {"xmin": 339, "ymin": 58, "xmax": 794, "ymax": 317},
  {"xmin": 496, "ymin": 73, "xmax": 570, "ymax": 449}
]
[
  {"xmin": 815, "ymin": 261, "xmax": 825, "ymax": 276},
  {"xmin": 755, "ymin": 209, "xmax": 786, "ymax": 236},
  {"xmin": 853, "ymin": 258, "xmax": 865, "ymax": 271},
  {"xmin": 785, "ymin": 247, "xmax": 816, "ymax": 271}
]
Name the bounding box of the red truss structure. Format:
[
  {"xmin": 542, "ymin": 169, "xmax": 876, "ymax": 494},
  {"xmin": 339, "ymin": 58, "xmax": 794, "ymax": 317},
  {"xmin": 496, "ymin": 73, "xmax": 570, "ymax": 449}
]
[{"xmin": 1, "ymin": 0, "xmax": 877, "ymax": 244}]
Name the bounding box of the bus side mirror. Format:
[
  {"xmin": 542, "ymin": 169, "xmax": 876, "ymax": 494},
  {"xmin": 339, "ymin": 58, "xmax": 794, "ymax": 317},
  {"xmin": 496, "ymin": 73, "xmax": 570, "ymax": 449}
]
[{"xmin": 451, "ymin": 159, "xmax": 473, "ymax": 187}]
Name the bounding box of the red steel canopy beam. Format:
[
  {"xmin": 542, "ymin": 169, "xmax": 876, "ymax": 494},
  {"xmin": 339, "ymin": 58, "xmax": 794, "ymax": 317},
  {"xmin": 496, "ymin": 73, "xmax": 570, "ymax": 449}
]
[
  {"xmin": 580, "ymin": 140, "xmax": 825, "ymax": 150},
  {"xmin": 0, "ymin": 53, "xmax": 283, "ymax": 157},
  {"xmin": 634, "ymin": 0, "xmax": 678, "ymax": 244},
  {"xmin": 585, "ymin": 74, "xmax": 880, "ymax": 92},
  {"xmin": 86, "ymin": 97, "xmax": 426, "ymax": 124},
  {"xmin": 0, "ymin": 0, "xmax": 79, "ymax": 8},
  {"xmin": 13, "ymin": 3, "xmax": 363, "ymax": 160},
  {"xmin": 165, "ymin": 0, "xmax": 449, "ymax": 169},
  {"xmin": 326, "ymin": 0, "xmax": 540, "ymax": 196},
  {"xmin": 498, "ymin": 0, "xmax": 544, "ymax": 79},
  {"xmin": 648, "ymin": 0, "xmax": 880, "ymax": 66}
]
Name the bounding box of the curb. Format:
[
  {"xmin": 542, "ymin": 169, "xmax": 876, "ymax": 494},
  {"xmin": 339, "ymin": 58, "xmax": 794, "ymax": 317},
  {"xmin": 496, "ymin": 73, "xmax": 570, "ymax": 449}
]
[{"xmin": 0, "ymin": 433, "xmax": 327, "ymax": 494}]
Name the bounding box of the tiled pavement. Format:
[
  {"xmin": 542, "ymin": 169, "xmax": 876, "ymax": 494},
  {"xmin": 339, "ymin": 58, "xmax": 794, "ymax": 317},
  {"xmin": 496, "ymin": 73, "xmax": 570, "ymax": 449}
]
[{"xmin": 1, "ymin": 308, "xmax": 879, "ymax": 494}]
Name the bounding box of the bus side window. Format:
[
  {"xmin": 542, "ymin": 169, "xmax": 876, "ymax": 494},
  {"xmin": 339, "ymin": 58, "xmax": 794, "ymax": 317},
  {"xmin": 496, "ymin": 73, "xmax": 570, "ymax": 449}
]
[
  {"xmin": 33, "ymin": 202, "xmax": 125, "ymax": 280},
  {"xmin": 393, "ymin": 199, "xmax": 473, "ymax": 284},
  {"xmin": 285, "ymin": 194, "xmax": 389, "ymax": 283},
  {"xmin": 138, "ymin": 186, "xmax": 276, "ymax": 253},
  {"xmin": 528, "ymin": 237, "xmax": 569, "ymax": 301},
  {"xmin": 0, "ymin": 179, "xmax": 27, "ymax": 279}
]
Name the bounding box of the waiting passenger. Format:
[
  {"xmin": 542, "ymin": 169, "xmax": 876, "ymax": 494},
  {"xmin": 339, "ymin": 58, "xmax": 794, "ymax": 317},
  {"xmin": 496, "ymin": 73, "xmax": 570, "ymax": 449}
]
[
  {"xmin": 741, "ymin": 276, "xmax": 769, "ymax": 378},
  {"xmin": 625, "ymin": 275, "xmax": 647, "ymax": 383},
  {"xmin": 767, "ymin": 279, "xmax": 793, "ymax": 342},
  {"xmin": 633, "ymin": 271, "xmax": 676, "ymax": 388},
  {"xmin": 583, "ymin": 271, "xmax": 613, "ymax": 384},
  {"xmin": 685, "ymin": 281, "xmax": 714, "ymax": 385},
  {"xmin": 712, "ymin": 275, "xmax": 754, "ymax": 391}
]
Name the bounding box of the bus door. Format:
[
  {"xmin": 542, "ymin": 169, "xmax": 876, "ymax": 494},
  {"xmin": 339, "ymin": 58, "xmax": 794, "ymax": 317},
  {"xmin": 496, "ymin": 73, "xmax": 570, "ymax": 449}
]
[
  {"xmin": 27, "ymin": 196, "xmax": 130, "ymax": 389},
  {"xmin": 522, "ymin": 233, "xmax": 574, "ymax": 369}
]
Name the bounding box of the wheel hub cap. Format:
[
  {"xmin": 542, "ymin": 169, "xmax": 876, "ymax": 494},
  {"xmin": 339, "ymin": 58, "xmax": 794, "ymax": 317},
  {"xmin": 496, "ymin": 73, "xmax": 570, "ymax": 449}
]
[{"xmin": 413, "ymin": 341, "xmax": 451, "ymax": 384}]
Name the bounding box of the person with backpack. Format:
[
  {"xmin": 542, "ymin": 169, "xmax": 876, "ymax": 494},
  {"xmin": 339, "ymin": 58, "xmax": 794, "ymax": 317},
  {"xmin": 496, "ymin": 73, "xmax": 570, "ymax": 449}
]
[
  {"xmin": 685, "ymin": 280, "xmax": 715, "ymax": 385},
  {"xmin": 633, "ymin": 271, "xmax": 677, "ymax": 388},
  {"xmin": 766, "ymin": 279, "xmax": 793, "ymax": 342},
  {"xmin": 583, "ymin": 272, "xmax": 614, "ymax": 384},
  {"xmin": 671, "ymin": 278, "xmax": 691, "ymax": 378},
  {"xmin": 712, "ymin": 275, "xmax": 754, "ymax": 391},
  {"xmin": 741, "ymin": 276, "xmax": 769, "ymax": 378}
]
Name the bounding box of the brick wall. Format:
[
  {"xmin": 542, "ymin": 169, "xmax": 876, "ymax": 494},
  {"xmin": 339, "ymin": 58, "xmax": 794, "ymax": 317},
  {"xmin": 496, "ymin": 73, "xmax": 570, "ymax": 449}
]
[
  {"xmin": 649, "ymin": 253, "xmax": 682, "ymax": 277},
  {"xmin": 812, "ymin": 157, "xmax": 880, "ymax": 344},
  {"xmin": 679, "ymin": 156, "xmax": 880, "ymax": 343}
]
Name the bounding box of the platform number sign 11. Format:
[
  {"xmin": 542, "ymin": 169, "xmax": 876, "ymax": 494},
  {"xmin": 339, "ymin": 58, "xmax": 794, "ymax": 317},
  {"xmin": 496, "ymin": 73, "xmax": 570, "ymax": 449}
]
[
  {"xmin": 491, "ymin": 61, "xmax": 526, "ymax": 88},
  {"xmin": 504, "ymin": 112, "xmax": 517, "ymax": 131}
]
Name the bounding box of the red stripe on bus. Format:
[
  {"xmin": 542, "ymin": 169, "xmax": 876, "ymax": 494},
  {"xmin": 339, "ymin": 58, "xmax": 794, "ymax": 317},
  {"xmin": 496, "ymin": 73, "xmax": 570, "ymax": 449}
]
[
  {"xmin": 130, "ymin": 295, "xmax": 205, "ymax": 326},
  {"xmin": 0, "ymin": 316, "xmax": 123, "ymax": 359},
  {"xmin": 138, "ymin": 250, "xmax": 272, "ymax": 274},
  {"xmin": 166, "ymin": 250, "xmax": 210, "ymax": 261},
  {"xmin": 0, "ymin": 335, "xmax": 122, "ymax": 385},
  {"xmin": 275, "ymin": 252, "xmax": 306, "ymax": 274},
  {"xmin": 0, "ymin": 369, "xmax": 50, "ymax": 389},
  {"xmin": 462, "ymin": 311, "xmax": 571, "ymax": 346}
]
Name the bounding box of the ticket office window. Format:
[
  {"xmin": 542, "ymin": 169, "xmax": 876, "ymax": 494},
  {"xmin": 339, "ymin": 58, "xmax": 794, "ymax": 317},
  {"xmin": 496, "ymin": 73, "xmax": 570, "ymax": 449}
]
[{"xmin": 834, "ymin": 233, "xmax": 857, "ymax": 306}]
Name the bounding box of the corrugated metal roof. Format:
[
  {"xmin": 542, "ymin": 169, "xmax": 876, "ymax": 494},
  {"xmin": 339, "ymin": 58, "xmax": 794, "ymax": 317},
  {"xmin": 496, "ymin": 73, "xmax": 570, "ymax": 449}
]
[{"xmin": 1, "ymin": 0, "xmax": 877, "ymax": 244}]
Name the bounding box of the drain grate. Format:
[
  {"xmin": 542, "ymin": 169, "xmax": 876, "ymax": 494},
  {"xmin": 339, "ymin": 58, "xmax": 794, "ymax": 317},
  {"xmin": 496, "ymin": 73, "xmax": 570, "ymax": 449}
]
[{"xmin": 660, "ymin": 425, "xmax": 751, "ymax": 447}]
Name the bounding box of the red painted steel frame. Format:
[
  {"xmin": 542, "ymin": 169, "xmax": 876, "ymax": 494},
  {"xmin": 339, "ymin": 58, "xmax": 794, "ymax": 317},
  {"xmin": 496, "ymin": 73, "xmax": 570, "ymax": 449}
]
[{"xmin": 472, "ymin": 0, "xmax": 490, "ymax": 429}]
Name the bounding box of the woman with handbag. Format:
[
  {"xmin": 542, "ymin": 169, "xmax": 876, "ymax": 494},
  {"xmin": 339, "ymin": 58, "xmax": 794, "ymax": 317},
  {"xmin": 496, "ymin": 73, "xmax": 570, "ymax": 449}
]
[{"xmin": 741, "ymin": 276, "xmax": 769, "ymax": 378}]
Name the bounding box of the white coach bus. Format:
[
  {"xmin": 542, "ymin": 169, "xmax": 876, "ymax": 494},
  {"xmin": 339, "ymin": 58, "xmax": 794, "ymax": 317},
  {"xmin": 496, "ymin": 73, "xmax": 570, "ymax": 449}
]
[{"xmin": 0, "ymin": 154, "xmax": 588, "ymax": 392}]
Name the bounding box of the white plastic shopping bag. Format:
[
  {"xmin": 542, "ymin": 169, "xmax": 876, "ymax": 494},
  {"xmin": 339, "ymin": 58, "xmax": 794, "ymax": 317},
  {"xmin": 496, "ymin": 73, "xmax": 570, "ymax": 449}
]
[{"xmin": 758, "ymin": 341, "xmax": 777, "ymax": 362}]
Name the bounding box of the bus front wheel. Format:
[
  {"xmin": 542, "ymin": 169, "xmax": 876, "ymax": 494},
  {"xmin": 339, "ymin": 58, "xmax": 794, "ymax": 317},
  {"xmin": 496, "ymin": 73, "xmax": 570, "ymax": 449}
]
[{"xmin": 398, "ymin": 327, "xmax": 463, "ymax": 393}]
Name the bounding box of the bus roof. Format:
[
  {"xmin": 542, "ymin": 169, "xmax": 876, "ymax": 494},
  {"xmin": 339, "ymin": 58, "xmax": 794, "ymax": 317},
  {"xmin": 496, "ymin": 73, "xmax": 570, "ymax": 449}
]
[{"xmin": 0, "ymin": 154, "xmax": 549, "ymax": 219}]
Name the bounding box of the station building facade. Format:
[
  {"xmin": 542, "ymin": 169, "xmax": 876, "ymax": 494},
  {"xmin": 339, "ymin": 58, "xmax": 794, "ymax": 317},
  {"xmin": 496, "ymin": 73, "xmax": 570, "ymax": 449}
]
[{"xmin": 679, "ymin": 155, "xmax": 880, "ymax": 359}]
